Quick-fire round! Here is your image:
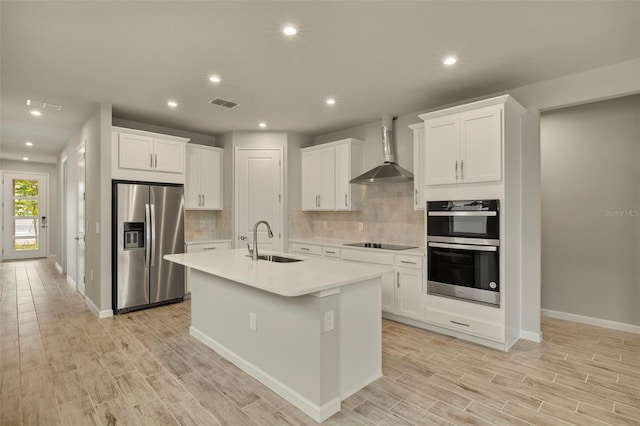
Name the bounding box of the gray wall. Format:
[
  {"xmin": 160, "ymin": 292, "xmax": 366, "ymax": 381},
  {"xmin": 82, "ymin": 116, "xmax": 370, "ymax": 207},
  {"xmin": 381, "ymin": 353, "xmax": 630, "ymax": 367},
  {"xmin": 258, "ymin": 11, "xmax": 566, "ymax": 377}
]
[
  {"xmin": 541, "ymin": 94, "xmax": 640, "ymax": 326},
  {"xmin": 0, "ymin": 159, "xmax": 58, "ymax": 260}
]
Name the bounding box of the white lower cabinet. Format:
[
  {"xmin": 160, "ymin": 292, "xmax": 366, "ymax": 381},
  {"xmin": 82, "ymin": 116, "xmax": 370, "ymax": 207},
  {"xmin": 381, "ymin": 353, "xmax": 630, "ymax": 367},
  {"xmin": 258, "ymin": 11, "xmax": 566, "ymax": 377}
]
[
  {"xmin": 380, "ymin": 272, "xmax": 396, "ymax": 314},
  {"xmin": 185, "ymin": 241, "xmax": 231, "ymax": 293},
  {"xmin": 423, "ymin": 294, "xmax": 504, "ymax": 342},
  {"xmin": 395, "ymin": 267, "xmax": 422, "ymax": 320}
]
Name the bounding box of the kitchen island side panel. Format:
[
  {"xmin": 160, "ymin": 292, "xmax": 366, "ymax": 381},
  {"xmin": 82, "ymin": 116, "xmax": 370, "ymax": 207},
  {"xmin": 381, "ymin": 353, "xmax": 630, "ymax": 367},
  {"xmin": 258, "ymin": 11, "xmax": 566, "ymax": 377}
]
[{"xmin": 189, "ymin": 269, "xmax": 381, "ymax": 421}]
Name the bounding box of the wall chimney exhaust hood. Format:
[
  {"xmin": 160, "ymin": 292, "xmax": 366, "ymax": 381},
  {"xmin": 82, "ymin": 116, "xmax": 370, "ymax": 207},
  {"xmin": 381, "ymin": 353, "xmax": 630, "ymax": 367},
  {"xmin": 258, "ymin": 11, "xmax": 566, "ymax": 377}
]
[{"xmin": 350, "ymin": 116, "xmax": 414, "ymax": 185}]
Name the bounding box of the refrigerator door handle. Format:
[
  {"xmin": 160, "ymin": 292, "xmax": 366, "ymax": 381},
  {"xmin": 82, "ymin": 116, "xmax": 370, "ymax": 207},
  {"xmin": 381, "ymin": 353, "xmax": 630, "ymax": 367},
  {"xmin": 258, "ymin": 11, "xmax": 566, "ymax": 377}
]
[
  {"xmin": 150, "ymin": 204, "xmax": 156, "ymax": 267},
  {"xmin": 145, "ymin": 204, "xmax": 151, "ymax": 267}
]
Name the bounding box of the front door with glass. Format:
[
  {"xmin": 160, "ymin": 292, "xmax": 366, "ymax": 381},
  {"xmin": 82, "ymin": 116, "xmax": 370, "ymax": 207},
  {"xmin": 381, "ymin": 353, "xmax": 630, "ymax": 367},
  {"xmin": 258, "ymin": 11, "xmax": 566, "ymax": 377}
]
[{"xmin": 2, "ymin": 172, "xmax": 48, "ymax": 260}]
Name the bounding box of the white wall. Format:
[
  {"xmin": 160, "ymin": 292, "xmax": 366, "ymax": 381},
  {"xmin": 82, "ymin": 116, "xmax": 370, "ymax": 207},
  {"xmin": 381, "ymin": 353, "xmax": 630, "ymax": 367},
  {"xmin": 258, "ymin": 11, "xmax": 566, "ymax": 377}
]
[
  {"xmin": 541, "ymin": 95, "xmax": 640, "ymax": 327},
  {"xmin": 57, "ymin": 103, "xmax": 112, "ymax": 314},
  {"xmin": 0, "ymin": 160, "xmax": 58, "ymax": 260}
]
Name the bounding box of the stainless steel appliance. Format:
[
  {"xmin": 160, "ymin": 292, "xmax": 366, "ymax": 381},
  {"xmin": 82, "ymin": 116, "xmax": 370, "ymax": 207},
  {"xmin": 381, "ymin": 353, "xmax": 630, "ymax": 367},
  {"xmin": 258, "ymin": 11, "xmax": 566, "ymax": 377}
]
[
  {"xmin": 426, "ymin": 200, "xmax": 500, "ymax": 306},
  {"xmin": 343, "ymin": 242, "xmax": 418, "ymax": 250},
  {"xmin": 113, "ymin": 181, "xmax": 185, "ymax": 314},
  {"xmin": 349, "ymin": 116, "xmax": 413, "ymax": 184}
]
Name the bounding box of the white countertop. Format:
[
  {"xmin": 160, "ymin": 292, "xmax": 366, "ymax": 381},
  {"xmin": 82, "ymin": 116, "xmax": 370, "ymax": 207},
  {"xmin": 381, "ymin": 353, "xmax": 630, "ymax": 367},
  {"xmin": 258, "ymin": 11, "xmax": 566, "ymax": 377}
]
[
  {"xmin": 165, "ymin": 249, "xmax": 394, "ymax": 297},
  {"xmin": 185, "ymin": 239, "xmax": 232, "ymax": 245},
  {"xmin": 289, "ymin": 237, "xmax": 425, "ymax": 256}
]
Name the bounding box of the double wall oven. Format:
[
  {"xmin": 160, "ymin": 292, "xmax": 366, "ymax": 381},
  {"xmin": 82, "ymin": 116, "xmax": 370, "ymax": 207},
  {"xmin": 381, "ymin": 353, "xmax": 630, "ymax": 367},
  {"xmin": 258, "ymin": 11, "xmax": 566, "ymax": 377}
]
[{"xmin": 427, "ymin": 200, "xmax": 500, "ymax": 306}]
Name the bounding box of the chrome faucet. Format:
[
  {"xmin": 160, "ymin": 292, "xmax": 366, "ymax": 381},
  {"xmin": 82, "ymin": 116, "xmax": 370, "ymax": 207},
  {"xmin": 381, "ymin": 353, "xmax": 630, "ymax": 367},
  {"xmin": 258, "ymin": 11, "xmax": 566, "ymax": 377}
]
[{"xmin": 248, "ymin": 220, "xmax": 274, "ymax": 260}]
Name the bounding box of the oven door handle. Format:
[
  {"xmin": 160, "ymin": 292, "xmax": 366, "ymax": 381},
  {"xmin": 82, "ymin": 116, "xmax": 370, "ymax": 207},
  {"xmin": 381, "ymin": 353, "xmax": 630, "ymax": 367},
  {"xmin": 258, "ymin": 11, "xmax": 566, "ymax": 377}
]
[
  {"xmin": 428, "ymin": 242, "xmax": 498, "ymax": 252},
  {"xmin": 427, "ymin": 211, "xmax": 497, "ymax": 217}
]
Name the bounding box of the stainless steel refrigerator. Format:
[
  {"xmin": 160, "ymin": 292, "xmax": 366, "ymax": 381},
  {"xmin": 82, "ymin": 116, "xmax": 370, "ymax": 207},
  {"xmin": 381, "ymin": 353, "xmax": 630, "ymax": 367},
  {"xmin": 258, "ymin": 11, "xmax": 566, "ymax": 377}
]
[{"xmin": 113, "ymin": 181, "xmax": 185, "ymax": 314}]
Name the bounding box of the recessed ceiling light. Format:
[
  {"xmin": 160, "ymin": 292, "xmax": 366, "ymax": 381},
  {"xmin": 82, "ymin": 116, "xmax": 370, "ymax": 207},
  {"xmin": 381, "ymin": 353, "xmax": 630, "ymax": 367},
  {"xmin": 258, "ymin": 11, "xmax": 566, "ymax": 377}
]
[
  {"xmin": 259, "ymin": 122, "xmax": 267, "ymax": 128},
  {"xmin": 22, "ymin": 157, "xmax": 29, "ymax": 161},
  {"xmin": 30, "ymin": 110, "xmax": 42, "ymax": 116},
  {"xmin": 167, "ymin": 100, "xmax": 178, "ymax": 108},
  {"xmin": 325, "ymin": 98, "xmax": 336, "ymax": 105},
  {"xmin": 443, "ymin": 55, "xmax": 458, "ymax": 66},
  {"xmin": 281, "ymin": 23, "xmax": 298, "ymax": 36},
  {"xmin": 25, "ymin": 141, "xmax": 34, "ymax": 147},
  {"xmin": 209, "ymin": 75, "xmax": 222, "ymax": 83}
]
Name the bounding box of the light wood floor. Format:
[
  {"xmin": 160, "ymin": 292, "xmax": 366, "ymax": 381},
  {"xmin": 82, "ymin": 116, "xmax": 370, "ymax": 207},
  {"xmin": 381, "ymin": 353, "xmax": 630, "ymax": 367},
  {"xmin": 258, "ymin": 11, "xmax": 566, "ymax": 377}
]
[{"xmin": 1, "ymin": 259, "xmax": 639, "ymax": 425}]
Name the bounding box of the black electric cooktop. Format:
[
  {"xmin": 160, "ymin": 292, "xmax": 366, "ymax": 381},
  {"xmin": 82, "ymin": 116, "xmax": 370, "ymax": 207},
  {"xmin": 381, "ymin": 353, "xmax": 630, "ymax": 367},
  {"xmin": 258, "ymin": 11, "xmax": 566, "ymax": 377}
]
[{"xmin": 343, "ymin": 242, "xmax": 418, "ymax": 250}]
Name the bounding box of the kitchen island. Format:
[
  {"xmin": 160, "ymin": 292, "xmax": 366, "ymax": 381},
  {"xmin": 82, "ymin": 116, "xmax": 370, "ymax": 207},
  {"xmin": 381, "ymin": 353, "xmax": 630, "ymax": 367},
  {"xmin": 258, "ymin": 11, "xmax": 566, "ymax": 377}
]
[{"xmin": 164, "ymin": 249, "xmax": 393, "ymax": 422}]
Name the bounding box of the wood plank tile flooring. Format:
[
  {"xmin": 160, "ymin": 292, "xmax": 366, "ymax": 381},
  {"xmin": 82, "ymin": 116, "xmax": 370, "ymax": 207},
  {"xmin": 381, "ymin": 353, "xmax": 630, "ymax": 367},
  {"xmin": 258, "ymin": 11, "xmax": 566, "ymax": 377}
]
[{"xmin": 1, "ymin": 259, "xmax": 639, "ymax": 425}]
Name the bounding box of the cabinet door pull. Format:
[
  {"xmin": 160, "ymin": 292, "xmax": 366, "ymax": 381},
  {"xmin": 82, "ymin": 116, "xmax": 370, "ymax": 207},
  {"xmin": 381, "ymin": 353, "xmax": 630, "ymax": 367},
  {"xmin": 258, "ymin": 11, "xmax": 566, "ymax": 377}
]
[
  {"xmin": 203, "ymin": 247, "xmax": 217, "ymax": 251},
  {"xmin": 318, "ymin": 195, "xmax": 321, "ymax": 207},
  {"xmin": 450, "ymin": 320, "xmax": 470, "ymax": 327},
  {"xmin": 400, "ymin": 260, "xmax": 416, "ymax": 265},
  {"xmin": 455, "ymin": 161, "xmax": 459, "ymax": 181},
  {"xmin": 460, "ymin": 160, "xmax": 464, "ymax": 180},
  {"xmin": 414, "ymin": 189, "xmax": 418, "ymax": 205},
  {"xmin": 345, "ymin": 194, "xmax": 348, "ymax": 207},
  {"xmin": 397, "ymin": 272, "xmax": 400, "ymax": 288},
  {"xmin": 150, "ymin": 153, "xmax": 153, "ymax": 168},
  {"xmin": 155, "ymin": 154, "xmax": 158, "ymax": 169},
  {"xmin": 325, "ymin": 250, "xmax": 335, "ymax": 254},
  {"xmin": 300, "ymin": 247, "xmax": 310, "ymax": 251},
  {"xmin": 202, "ymin": 194, "xmax": 205, "ymax": 205}
]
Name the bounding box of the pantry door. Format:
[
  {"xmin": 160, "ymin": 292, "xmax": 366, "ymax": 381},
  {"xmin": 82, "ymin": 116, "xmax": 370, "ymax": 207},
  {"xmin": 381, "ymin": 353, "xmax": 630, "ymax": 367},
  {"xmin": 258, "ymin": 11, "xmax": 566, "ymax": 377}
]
[
  {"xmin": 234, "ymin": 148, "xmax": 283, "ymax": 251},
  {"xmin": 2, "ymin": 171, "xmax": 48, "ymax": 260}
]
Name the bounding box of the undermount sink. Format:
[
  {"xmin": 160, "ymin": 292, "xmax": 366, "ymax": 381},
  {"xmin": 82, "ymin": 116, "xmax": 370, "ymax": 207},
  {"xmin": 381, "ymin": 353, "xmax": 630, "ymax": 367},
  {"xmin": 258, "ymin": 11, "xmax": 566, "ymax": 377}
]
[{"xmin": 246, "ymin": 254, "xmax": 303, "ymax": 263}]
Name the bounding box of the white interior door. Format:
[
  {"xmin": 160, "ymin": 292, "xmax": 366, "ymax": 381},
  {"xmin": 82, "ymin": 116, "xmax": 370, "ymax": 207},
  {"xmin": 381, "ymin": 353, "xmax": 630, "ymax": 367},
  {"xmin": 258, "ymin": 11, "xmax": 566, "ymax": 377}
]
[
  {"xmin": 77, "ymin": 143, "xmax": 86, "ymax": 295},
  {"xmin": 2, "ymin": 171, "xmax": 48, "ymax": 260},
  {"xmin": 235, "ymin": 148, "xmax": 283, "ymax": 251}
]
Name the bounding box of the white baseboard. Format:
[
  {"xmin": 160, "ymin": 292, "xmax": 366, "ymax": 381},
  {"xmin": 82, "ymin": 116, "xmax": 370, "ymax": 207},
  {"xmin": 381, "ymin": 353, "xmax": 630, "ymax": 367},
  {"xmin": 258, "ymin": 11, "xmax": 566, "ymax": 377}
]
[
  {"xmin": 85, "ymin": 297, "xmax": 113, "ymax": 319},
  {"xmin": 55, "ymin": 262, "xmax": 62, "ymax": 274},
  {"xmin": 542, "ymin": 309, "xmax": 640, "ymax": 335},
  {"xmin": 66, "ymin": 275, "xmax": 77, "ymax": 291},
  {"xmin": 520, "ymin": 330, "xmax": 542, "ymax": 342},
  {"xmin": 190, "ymin": 326, "xmax": 341, "ymax": 422}
]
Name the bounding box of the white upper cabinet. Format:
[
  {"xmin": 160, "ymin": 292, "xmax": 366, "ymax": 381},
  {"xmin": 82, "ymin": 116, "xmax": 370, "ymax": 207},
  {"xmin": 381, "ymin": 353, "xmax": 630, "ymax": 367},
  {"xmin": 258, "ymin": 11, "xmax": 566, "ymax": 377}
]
[
  {"xmin": 420, "ymin": 97, "xmax": 512, "ymax": 186},
  {"xmin": 112, "ymin": 127, "xmax": 189, "ymax": 184},
  {"xmin": 185, "ymin": 145, "xmax": 223, "ymax": 210},
  {"xmin": 409, "ymin": 123, "xmax": 425, "ymax": 209},
  {"xmin": 460, "ymin": 106, "xmax": 502, "ymax": 183},
  {"xmin": 301, "ymin": 138, "xmax": 363, "ymax": 211}
]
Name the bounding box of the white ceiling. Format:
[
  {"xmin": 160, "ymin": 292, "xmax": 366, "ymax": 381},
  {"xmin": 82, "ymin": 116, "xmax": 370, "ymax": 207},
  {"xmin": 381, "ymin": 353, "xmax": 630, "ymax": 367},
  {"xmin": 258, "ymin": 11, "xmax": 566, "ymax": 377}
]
[{"xmin": 1, "ymin": 1, "xmax": 639, "ymax": 163}]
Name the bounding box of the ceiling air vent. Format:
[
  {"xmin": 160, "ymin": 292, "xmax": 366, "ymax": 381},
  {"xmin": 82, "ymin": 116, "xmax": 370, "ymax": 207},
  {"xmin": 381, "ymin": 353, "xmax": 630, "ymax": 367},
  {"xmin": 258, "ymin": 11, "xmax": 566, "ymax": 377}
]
[{"xmin": 209, "ymin": 97, "xmax": 239, "ymax": 109}]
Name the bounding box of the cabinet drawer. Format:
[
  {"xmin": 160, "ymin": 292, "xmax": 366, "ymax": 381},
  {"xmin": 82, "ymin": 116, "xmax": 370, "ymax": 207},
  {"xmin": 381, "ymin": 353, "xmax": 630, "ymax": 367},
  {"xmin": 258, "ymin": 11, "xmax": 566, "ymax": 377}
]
[
  {"xmin": 395, "ymin": 255, "xmax": 423, "ymax": 269},
  {"xmin": 341, "ymin": 249, "xmax": 394, "ymax": 266},
  {"xmin": 425, "ymin": 308, "xmax": 504, "ymax": 341},
  {"xmin": 290, "ymin": 243, "xmax": 322, "ymax": 256},
  {"xmin": 187, "ymin": 242, "xmax": 231, "ymax": 253},
  {"xmin": 322, "ymin": 247, "xmax": 341, "ymax": 258}
]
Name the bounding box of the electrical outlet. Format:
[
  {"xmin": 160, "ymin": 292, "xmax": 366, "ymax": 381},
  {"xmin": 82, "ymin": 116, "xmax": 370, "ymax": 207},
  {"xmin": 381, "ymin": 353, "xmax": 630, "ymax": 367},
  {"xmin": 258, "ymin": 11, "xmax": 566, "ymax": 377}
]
[
  {"xmin": 324, "ymin": 310, "xmax": 334, "ymax": 332},
  {"xmin": 249, "ymin": 312, "xmax": 257, "ymax": 331},
  {"xmin": 199, "ymin": 220, "xmax": 206, "ymax": 229},
  {"xmin": 95, "ymin": 222, "xmax": 100, "ymax": 234},
  {"xmin": 358, "ymin": 222, "xmax": 364, "ymax": 231}
]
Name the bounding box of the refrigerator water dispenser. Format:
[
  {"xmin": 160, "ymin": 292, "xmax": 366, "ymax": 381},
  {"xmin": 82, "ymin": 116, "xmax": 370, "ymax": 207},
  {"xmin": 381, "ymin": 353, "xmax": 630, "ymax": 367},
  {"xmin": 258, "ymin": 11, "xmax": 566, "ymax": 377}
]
[{"xmin": 124, "ymin": 222, "xmax": 144, "ymax": 249}]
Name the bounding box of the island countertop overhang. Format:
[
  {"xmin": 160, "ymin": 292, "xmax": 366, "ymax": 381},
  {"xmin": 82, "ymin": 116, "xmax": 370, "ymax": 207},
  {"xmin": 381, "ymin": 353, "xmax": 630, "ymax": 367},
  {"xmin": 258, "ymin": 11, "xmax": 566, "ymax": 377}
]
[{"xmin": 165, "ymin": 249, "xmax": 394, "ymax": 297}]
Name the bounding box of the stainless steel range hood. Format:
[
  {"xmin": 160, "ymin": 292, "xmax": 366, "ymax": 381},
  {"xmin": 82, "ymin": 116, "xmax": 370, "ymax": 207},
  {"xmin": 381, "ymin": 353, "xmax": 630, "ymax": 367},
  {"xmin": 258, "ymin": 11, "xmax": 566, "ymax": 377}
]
[{"xmin": 350, "ymin": 116, "xmax": 414, "ymax": 185}]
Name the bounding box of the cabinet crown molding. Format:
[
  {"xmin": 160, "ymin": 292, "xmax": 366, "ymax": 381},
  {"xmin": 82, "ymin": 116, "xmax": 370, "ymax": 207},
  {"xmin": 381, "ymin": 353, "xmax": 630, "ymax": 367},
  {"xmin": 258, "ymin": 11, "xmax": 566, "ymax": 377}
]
[
  {"xmin": 301, "ymin": 138, "xmax": 364, "ymax": 152},
  {"xmin": 112, "ymin": 126, "xmax": 190, "ymax": 144},
  {"xmin": 418, "ymin": 94, "xmax": 526, "ymax": 121}
]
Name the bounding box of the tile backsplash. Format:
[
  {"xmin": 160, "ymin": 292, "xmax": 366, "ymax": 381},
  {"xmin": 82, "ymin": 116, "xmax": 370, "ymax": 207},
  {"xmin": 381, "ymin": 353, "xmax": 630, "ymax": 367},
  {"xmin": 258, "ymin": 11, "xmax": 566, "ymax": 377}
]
[
  {"xmin": 185, "ymin": 209, "xmax": 232, "ymax": 242},
  {"xmin": 289, "ymin": 182, "xmax": 424, "ymax": 247}
]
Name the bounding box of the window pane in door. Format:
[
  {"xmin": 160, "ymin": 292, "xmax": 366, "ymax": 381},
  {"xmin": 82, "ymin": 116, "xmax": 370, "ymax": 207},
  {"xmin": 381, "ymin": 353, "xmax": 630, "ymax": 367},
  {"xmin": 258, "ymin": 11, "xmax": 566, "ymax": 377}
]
[
  {"xmin": 14, "ymin": 218, "xmax": 39, "ymax": 237},
  {"xmin": 13, "ymin": 179, "xmax": 39, "ymax": 197},
  {"xmin": 14, "ymin": 199, "xmax": 39, "ymax": 216},
  {"xmin": 15, "ymin": 238, "xmax": 38, "ymax": 250}
]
